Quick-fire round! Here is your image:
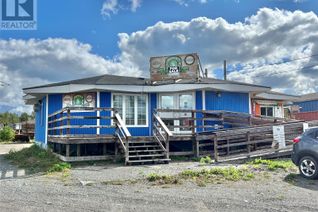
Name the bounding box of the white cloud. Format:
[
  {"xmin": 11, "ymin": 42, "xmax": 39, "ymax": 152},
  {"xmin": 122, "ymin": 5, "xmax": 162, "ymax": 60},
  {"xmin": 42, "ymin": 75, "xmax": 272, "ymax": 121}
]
[
  {"xmin": 3, "ymin": 8, "xmax": 318, "ymax": 113},
  {"xmin": 0, "ymin": 38, "xmax": 141, "ymax": 113},
  {"xmin": 130, "ymin": 0, "xmax": 142, "ymax": 12},
  {"xmin": 101, "ymin": 0, "xmax": 142, "ymax": 17},
  {"xmin": 117, "ymin": 8, "xmax": 318, "ymax": 94},
  {"xmin": 101, "ymin": 0, "xmax": 119, "ymax": 17}
]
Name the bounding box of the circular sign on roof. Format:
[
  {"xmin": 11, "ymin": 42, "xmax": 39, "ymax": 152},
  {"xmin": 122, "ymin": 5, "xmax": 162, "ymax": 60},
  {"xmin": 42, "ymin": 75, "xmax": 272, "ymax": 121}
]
[
  {"xmin": 185, "ymin": 54, "xmax": 195, "ymax": 65},
  {"xmin": 86, "ymin": 94, "xmax": 93, "ymax": 103},
  {"xmin": 151, "ymin": 59, "xmax": 161, "ymax": 69},
  {"xmin": 63, "ymin": 95, "xmax": 72, "ymax": 106}
]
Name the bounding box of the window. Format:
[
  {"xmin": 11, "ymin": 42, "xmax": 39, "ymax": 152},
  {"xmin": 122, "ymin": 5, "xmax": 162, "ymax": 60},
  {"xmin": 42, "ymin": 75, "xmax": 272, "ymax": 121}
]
[
  {"xmin": 261, "ymin": 106, "xmax": 274, "ymax": 117},
  {"xmin": 112, "ymin": 94, "xmax": 148, "ymax": 126},
  {"xmin": 179, "ymin": 94, "xmax": 193, "ymax": 109}
]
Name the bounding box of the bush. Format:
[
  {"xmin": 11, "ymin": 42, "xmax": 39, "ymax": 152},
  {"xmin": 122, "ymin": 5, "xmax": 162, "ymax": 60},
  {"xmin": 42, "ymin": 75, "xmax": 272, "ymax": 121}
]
[
  {"xmin": 0, "ymin": 126, "xmax": 15, "ymax": 142},
  {"xmin": 199, "ymin": 156, "xmax": 213, "ymax": 164}
]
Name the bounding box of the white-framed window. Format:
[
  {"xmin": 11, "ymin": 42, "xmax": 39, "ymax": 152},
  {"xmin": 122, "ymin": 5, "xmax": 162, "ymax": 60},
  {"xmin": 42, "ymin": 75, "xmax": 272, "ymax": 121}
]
[
  {"xmin": 260, "ymin": 106, "xmax": 274, "ymax": 117},
  {"xmin": 112, "ymin": 93, "xmax": 148, "ymax": 127}
]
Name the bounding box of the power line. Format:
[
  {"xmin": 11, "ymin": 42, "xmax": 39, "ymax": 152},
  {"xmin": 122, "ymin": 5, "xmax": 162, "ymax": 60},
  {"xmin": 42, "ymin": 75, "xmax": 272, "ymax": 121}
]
[
  {"xmin": 0, "ymin": 81, "xmax": 10, "ymax": 86},
  {"xmin": 226, "ymin": 52, "xmax": 318, "ymax": 73}
]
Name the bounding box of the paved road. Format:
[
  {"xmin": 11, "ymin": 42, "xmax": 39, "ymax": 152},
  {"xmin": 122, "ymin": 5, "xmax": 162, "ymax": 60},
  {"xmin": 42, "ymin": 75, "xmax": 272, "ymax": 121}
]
[
  {"xmin": 0, "ymin": 143, "xmax": 32, "ymax": 155},
  {"xmin": 0, "ymin": 143, "xmax": 32, "ymax": 180}
]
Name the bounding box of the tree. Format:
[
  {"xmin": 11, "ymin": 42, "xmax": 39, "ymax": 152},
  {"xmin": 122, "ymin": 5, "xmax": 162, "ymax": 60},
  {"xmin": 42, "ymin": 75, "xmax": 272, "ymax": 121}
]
[
  {"xmin": 20, "ymin": 112, "xmax": 29, "ymax": 122},
  {"xmin": 0, "ymin": 112, "xmax": 19, "ymax": 126}
]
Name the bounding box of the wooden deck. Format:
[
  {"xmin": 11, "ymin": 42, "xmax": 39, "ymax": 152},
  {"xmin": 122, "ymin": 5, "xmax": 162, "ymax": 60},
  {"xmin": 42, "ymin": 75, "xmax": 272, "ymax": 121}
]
[{"xmin": 46, "ymin": 107, "xmax": 318, "ymax": 164}]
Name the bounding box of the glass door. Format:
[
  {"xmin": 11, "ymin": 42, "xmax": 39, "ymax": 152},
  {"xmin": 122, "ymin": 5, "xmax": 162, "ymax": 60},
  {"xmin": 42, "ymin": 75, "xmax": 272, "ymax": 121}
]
[{"xmin": 159, "ymin": 93, "xmax": 194, "ymax": 133}]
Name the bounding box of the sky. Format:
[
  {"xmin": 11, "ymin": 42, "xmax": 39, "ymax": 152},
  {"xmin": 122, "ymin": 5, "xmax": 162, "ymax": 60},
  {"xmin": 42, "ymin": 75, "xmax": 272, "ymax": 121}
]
[{"xmin": 0, "ymin": 0, "xmax": 318, "ymax": 113}]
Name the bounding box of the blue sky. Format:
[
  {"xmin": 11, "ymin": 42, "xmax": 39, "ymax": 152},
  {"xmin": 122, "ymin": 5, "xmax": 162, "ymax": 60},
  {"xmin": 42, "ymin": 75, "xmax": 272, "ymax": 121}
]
[
  {"xmin": 1, "ymin": 0, "xmax": 318, "ymax": 113},
  {"xmin": 1, "ymin": 0, "xmax": 317, "ymax": 58}
]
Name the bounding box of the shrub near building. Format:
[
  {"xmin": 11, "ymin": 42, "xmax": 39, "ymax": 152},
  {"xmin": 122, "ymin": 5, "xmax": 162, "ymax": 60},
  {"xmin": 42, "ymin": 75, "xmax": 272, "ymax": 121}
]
[{"xmin": 0, "ymin": 126, "xmax": 15, "ymax": 142}]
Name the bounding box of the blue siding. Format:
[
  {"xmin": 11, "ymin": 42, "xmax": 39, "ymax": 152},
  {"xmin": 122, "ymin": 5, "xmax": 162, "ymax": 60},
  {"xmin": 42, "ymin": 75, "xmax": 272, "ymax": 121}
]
[
  {"xmin": 35, "ymin": 96, "xmax": 47, "ymax": 143},
  {"xmin": 195, "ymin": 91, "xmax": 203, "ymax": 132},
  {"xmin": 47, "ymin": 93, "xmax": 97, "ymax": 135},
  {"xmin": 148, "ymin": 93, "xmax": 157, "ymax": 136},
  {"xmin": 298, "ymin": 100, "xmax": 318, "ymax": 112},
  {"xmin": 48, "ymin": 94, "xmax": 63, "ymax": 114},
  {"xmin": 205, "ymin": 91, "xmax": 249, "ymax": 113},
  {"xmin": 99, "ymin": 92, "xmax": 152, "ymax": 136},
  {"xmin": 100, "ymin": 92, "xmax": 113, "ymax": 135}
]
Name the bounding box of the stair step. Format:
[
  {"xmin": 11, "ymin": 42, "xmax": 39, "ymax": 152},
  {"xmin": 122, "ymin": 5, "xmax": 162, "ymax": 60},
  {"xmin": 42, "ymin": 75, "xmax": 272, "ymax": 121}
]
[
  {"xmin": 128, "ymin": 145, "xmax": 160, "ymax": 148},
  {"xmin": 129, "ymin": 149, "xmax": 163, "ymax": 153},
  {"xmin": 127, "ymin": 158, "xmax": 171, "ymax": 163},
  {"xmin": 128, "ymin": 154, "xmax": 165, "ymax": 158},
  {"xmin": 129, "ymin": 142, "xmax": 157, "ymax": 145}
]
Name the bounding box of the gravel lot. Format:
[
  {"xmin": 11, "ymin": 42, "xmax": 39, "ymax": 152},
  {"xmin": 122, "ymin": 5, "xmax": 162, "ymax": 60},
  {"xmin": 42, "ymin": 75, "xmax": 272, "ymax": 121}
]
[{"xmin": 1, "ymin": 144, "xmax": 318, "ymax": 212}]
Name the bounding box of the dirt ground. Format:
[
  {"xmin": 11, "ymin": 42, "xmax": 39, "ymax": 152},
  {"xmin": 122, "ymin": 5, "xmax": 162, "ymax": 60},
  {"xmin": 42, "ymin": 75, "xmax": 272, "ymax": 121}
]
[{"xmin": 1, "ymin": 144, "xmax": 318, "ymax": 212}]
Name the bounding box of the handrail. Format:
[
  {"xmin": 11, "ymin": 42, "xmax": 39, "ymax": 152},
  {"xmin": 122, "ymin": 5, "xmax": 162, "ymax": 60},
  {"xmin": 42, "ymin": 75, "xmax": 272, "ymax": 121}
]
[
  {"xmin": 48, "ymin": 107, "xmax": 114, "ymax": 118},
  {"xmin": 113, "ymin": 111, "xmax": 131, "ymax": 164},
  {"xmin": 153, "ymin": 113, "xmax": 172, "ymax": 137},
  {"xmin": 114, "ymin": 112, "xmax": 131, "ymax": 137},
  {"xmin": 153, "ymin": 112, "xmax": 172, "ymax": 159}
]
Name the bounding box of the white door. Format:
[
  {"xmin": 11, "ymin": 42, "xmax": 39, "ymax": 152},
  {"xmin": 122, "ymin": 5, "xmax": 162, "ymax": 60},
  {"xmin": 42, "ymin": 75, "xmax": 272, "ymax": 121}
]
[{"xmin": 159, "ymin": 93, "xmax": 194, "ymax": 133}]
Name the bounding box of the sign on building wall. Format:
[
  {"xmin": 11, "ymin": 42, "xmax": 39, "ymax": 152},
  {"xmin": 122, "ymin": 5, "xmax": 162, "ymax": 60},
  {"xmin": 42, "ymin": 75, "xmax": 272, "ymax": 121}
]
[
  {"xmin": 150, "ymin": 53, "xmax": 200, "ymax": 81},
  {"xmin": 63, "ymin": 93, "xmax": 95, "ymax": 108},
  {"xmin": 272, "ymin": 125, "xmax": 286, "ymax": 149}
]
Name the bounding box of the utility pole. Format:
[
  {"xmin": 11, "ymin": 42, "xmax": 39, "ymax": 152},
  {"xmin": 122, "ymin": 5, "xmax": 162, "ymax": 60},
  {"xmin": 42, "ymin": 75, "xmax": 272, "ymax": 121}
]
[{"xmin": 223, "ymin": 60, "xmax": 227, "ymax": 81}]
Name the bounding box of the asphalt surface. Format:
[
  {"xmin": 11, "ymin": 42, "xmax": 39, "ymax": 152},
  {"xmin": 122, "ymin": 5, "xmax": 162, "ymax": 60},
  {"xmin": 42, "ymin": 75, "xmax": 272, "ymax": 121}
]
[{"xmin": 0, "ymin": 143, "xmax": 318, "ymax": 212}]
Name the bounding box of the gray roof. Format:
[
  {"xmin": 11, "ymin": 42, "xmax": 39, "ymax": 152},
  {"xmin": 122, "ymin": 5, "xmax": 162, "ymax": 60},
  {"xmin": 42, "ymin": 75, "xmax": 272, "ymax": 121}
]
[
  {"xmin": 253, "ymin": 91, "xmax": 299, "ymax": 101},
  {"xmin": 23, "ymin": 74, "xmax": 270, "ymax": 90},
  {"xmin": 293, "ymin": 93, "xmax": 318, "ymax": 102},
  {"xmin": 23, "ymin": 74, "xmax": 149, "ymax": 90}
]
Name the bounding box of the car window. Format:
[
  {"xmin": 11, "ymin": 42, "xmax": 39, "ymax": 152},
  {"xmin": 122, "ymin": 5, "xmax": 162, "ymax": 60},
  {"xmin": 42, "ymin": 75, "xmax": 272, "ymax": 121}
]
[
  {"xmin": 304, "ymin": 129, "xmax": 318, "ymax": 139},
  {"xmin": 307, "ymin": 132, "xmax": 316, "ymax": 139}
]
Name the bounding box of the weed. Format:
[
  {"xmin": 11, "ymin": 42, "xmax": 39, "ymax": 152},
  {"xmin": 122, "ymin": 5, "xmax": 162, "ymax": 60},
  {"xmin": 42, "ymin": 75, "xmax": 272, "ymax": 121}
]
[
  {"xmin": 147, "ymin": 166, "xmax": 255, "ymax": 186},
  {"xmin": 199, "ymin": 156, "xmax": 213, "ymax": 165},
  {"xmin": 146, "ymin": 173, "xmax": 180, "ymax": 185},
  {"xmin": 248, "ymin": 158, "xmax": 296, "ymax": 171},
  {"xmin": 4, "ymin": 144, "xmax": 69, "ymax": 173},
  {"xmin": 284, "ymin": 173, "xmax": 298, "ymax": 184},
  {"xmin": 48, "ymin": 162, "xmax": 71, "ymax": 173}
]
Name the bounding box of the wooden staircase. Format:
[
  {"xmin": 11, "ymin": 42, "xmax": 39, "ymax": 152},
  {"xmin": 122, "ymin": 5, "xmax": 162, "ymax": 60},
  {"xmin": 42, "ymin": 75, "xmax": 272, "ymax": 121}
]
[
  {"xmin": 114, "ymin": 111, "xmax": 172, "ymax": 165},
  {"xmin": 126, "ymin": 137, "xmax": 170, "ymax": 165}
]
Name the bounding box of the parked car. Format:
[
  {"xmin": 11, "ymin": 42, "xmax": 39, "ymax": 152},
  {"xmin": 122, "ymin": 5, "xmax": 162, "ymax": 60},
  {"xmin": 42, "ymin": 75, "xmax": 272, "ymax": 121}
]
[{"xmin": 292, "ymin": 127, "xmax": 318, "ymax": 179}]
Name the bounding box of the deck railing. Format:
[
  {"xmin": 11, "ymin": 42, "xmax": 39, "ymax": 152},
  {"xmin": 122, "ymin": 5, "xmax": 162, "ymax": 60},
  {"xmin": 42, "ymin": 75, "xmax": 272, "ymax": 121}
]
[
  {"xmin": 47, "ymin": 107, "xmax": 116, "ymax": 138},
  {"xmin": 153, "ymin": 112, "xmax": 172, "ymax": 159},
  {"xmin": 155, "ymin": 109, "xmax": 296, "ymax": 135},
  {"xmin": 196, "ymin": 120, "xmax": 306, "ymax": 161}
]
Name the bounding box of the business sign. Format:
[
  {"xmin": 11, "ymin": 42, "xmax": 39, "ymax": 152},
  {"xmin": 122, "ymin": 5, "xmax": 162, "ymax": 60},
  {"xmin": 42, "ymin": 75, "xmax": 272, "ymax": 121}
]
[
  {"xmin": 1, "ymin": 0, "xmax": 37, "ymax": 30},
  {"xmin": 272, "ymin": 125, "xmax": 286, "ymax": 149},
  {"xmin": 63, "ymin": 93, "xmax": 95, "ymax": 108},
  {"xmin": 150, "ymin": 53, "xmax": 200, "ymax": 81}
]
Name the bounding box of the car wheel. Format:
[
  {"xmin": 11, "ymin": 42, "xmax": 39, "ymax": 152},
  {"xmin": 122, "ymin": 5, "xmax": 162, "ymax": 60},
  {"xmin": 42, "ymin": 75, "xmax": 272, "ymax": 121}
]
[{"xmin": 299, "ymin": 156, "xmax": 318, "ymax": 179}]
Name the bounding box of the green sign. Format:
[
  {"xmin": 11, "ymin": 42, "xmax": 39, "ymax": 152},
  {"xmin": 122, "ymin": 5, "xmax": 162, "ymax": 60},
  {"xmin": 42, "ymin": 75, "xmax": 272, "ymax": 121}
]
[
  {"xmin": 158, "ymin": 56, "xmax": 189, "ymax": 75},
  {"xmin": 73, "ymin": 95, "xmax": 84, "ymax": 106}
]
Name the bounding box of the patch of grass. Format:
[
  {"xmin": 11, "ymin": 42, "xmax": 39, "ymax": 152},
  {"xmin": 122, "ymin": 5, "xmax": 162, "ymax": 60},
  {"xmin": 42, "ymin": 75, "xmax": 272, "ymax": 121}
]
[
  {"xmin": 284, "ymin": 173, "xmax": 298, "ymax": 184},
  {"xmin": 147, "ymin": 173, "xmax": 180, "ymax": 185},
  {"xmin": 147, "ymin": 166, "xmax": 254, "ymax": 186},
  {"xmin": 4, "ymin": 144, "xmax": 70, "ymax": 173},
  {"xmin": 48, "ymin": 162, "xmax": 71, "ymax": 173},
  {"xmin": 247, "ymin": 158, "xmax": 296, "ymax": 171},
  {"xmin": 199, "ymin": 156, "xmax": 213, "ymax": 165}
]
